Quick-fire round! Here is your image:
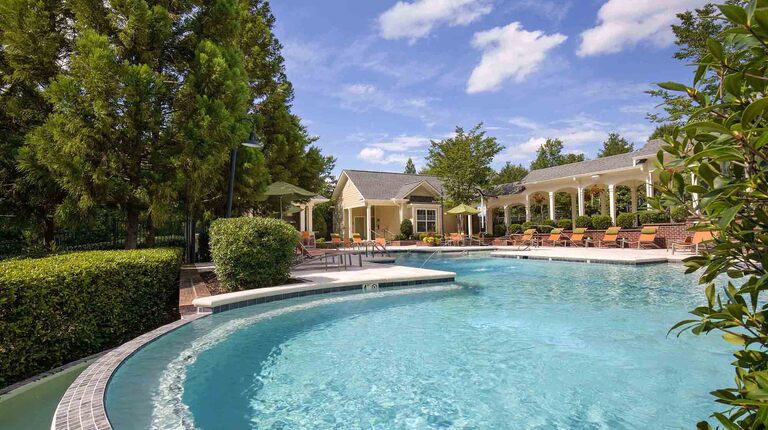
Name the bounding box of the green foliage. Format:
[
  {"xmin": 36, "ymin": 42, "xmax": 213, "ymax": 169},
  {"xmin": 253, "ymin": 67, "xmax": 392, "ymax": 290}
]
[
  {"xmin": 209, "ymin": 217, "xmax": 298, "ymax": 291},
  {"xmin": 649, "ymin": 123, "xmax": 679, "ymax": 140},
  {"xmin": 521, "ymin": 221, "xmax": 536, "ymax": 231},
  {"xmin": 597, "ymin": 133, "xmax": 634, "ymax": 157},
  {"xmin": 670, "ymin": 206, "xmax": 689, "ymax": 223},
  {"xmin": 530, "ymin": 138, "xmax": 585, "ymax": 170},
  {"xmin": 493, "ymin": 223, "xmax": 507, "ymax": 237},
  {"xmin": 590, "ymin": 214, "xmax": 612, "ymax": 230},
  {"xmin": 557, "ymin": 219, "xmax": 573, "ymax": 229},
  {"xmin": 508, "ymin": 223, "xmax": 522, "ymax": 234},
  {"xmin": 616, "ymin": 212, "xmax": 636, "ymax": 229},
  {"xmin": 492, "ymin": 162, "xmax": 528, "ymax": 185},
  {"xmin": 537, "ymin": 224, "xmax": 554, "ymax": 234},
  {"xmin": 0, "ymin": 248, "xmax": 181, "ymax": 386},
  {"xmin": 638, "ymin": 211, "xmax": 668, "ymax": 225},
  {"xmin": 575, "ymin": 215, "xmax": 592, "ymax": 229},
  {"xmin": 542, "ymin": 219, "xmax": 556, "ymax": 227},
  {"xmin": 404, "ymin": 158, "xmax": 417, "ymax": 174},
  {"xmin": 656, "ymin": 2, "xmax": 768, "ymax": 427},
  {"xmin": 400, "ymin": 219, "xmax": 413, "ymax": 239},
  {"xmin": 425, "ymin": 123, "xmax": 502, "ymax": 203}
]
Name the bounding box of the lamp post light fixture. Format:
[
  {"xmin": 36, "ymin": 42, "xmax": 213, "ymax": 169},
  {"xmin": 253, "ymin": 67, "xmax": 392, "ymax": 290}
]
[{"xmin": 226, "ymin": 129, "xmax": 263, "ymax": 218}]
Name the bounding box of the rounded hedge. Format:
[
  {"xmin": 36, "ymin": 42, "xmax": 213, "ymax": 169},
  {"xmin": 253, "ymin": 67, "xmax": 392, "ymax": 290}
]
[
  {"xmin": 493, "ymin": 223, "xmax": 507, "ymax": 237},
  {"xmin": 0, "ymin": 248, "xmax": 182, "ymax": 387},
  {"xmin": 638, "ymin": 210, "xmax": 668, "ymax": 225},
  {"xmin": 400, "ymin": 219, "xmax": 413, "ymax": 239},
  {"xmin": 542, "ymin": 219, "xmax": 556, "ymax": 227},
  {"xmin": 209, "ymin": 217, "xmax": 299, "ymax": 292},
  {"xmin": 508, "ymin": 223, "xmax": 522, "ymax": 234},
  {"xmin": 616, "ymin": 212, "xmax": 636, "ymax": 229},
  {"xmin": 591, "ymin": 214, "xmax": 613, "ymax": 230},
  {"xmin": 557, "ymin": 218, "xmax": 572, "ymax": 229},
  {"xmin": 575, "ymin": 215, "xmax": 592, "ymax": 229},
  {"xmin": 670, "ymin": 206, "xmax": 688, "ymax": 223},
  {"xmin": 521, "ymin": 221, "xmax": 536, "ymax": 231}
]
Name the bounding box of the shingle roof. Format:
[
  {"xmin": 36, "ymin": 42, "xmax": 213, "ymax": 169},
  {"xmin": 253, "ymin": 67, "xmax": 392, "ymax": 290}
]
[
  {"xmin": 522, "ymin": 139, "xmax": 663, "ymax": 183},
  {"xmin": 342, "ymin": 170, "xmax": 443, "ymax": 200}
]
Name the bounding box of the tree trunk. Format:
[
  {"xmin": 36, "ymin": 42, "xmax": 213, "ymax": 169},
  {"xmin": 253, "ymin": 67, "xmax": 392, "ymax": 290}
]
[
  {"xmin": 125, "ymin": 208, "xmax": 140, "ymax": 249},
  {"xmin": 43, "ymin": 217, "xmax": 55, "ymax": 247},
  {"xmin": 145, "ymin": 213, "xmax": 156, "ymax": 247}
]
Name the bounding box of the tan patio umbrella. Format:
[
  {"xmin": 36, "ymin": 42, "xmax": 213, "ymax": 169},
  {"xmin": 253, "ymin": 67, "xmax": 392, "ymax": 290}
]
[{"xmin": 447, "ymin": 204, "xmax": 480, "ymax": 236}]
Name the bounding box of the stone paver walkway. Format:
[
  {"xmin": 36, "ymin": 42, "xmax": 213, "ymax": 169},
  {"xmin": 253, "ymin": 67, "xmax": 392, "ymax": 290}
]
[{"xmin": 179, "ymin": 264, "xmax": 211, "ymax": 315}]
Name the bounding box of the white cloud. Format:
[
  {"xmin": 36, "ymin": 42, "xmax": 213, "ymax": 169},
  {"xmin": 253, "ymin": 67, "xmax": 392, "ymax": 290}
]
[
  {"xmin": 357, "ymin": 147, "xmax": 413, "ymax": 165},
  {"xmin": 337, "ymin": 83, "xmax": 437, "ymax": 121},
  {"xmin": 379, "ymin": 0, "xmax": 492, "ymax": 42},
  {"xmin": 508, "ymin": 116, "xmax": 540, "ymax": 130},
  {"xmin": 370, "ymin": 135, "xmax": 432, "ymax": 151},
  {"xmin": 466, "ymin": 22, "xmax": 567, "ymax": 93},
  {"xmin": 577, "ymin": 0, "xmax": 708, "ymax": 57}
]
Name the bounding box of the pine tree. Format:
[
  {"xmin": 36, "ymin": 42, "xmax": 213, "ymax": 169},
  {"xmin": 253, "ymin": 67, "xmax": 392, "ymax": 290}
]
[
  {"xmin": 597, "ymin": 133, "xmax": 634, "ymax": 158},
  {"xmin": 404, "ymin": 158, "xmax": 417, "ymax": 174}
]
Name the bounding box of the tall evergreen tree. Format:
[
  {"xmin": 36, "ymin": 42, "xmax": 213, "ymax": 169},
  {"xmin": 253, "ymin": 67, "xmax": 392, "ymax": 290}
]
[
  {"xmin": 529, "ymin": 138, "xmax": 585, "ymax": 170},
  {"xmin": 404, "ymin": 158, "xmax": 417, "ymax": 174},
  {"xmin": 597, "ymin": 133, "xmax": 634, "ymax": 158},
  {"xmin": 425, "ymin": 123, "xmax": 501, "ymax": 203}
]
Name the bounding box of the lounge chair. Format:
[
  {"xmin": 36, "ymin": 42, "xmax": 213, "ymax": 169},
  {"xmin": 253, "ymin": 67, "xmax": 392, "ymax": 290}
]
[
  {"xmin": 671, "ymin": 230, "xmax": 715, "ymax": 254},
  {"xmin": 595, "ymin": 227, "xmax": 623, "ymax": 248},
  {"xmin": 446, "ymin": 232, "xmax": 464, "ymax": 246},
  {"xmin": 558, "ymin": 228, "xmax": 588, "ymax": 247},
  {"xmin": 512, "ymin": 229, "xmax": 538, "ymax": 249},
  {"xmin": 351, "ymin": 233, "xmax": 365, "ymax": 250},
  {"xmin": 541, "ymin": 228, "xmax": 564, "ymax": 246},
  {"xmin": 626, "ymin": 226, "xmax": 660, "ymax": 249},
  {"xmin": 330, "ymin": 235, "xmax": 342, "ymax": 249},
  {"xmin": 301, "ymin": 231, "xmax": 315, "ymax": 248}
]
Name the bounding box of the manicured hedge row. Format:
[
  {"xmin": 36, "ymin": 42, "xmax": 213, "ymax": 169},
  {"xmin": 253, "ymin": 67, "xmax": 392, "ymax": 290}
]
[
  {"xmin": 0, "ymin": 248, "xmax": 182, "ymax": 387},
  {"xmin": 209, "ymin": 217, "xmax": 299, "ymax": 292}
]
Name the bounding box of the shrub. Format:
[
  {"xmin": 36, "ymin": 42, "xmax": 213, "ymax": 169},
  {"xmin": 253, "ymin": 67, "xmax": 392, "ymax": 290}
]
[
  {"xmin": 542, "ymin": 219, "xmax": 556, "ymax": 227},
  {"xmin": 537, "ymin": 225, "xmax": 553, "ymax": 233},
  {"xmin": 393, "ymin": 234, "xmax": 406, "ymax": 241},
  {"xmin": 670, "ymin": 206, "xmax": 688, "ymax": 223},
  {"xmin": 591, "ymin": 214, "xmax": 612, "ymax": 230},
  {"xmin": 209, "ymin": 217, "xmax": 299, "ymax": 292},
  {"xmin": 400, "ymin": 219, "xmax": 413, "ymax": 239},
  {"xmin": 312, "ymin": 212, "xmax": 328, "ymax": 239},
  {"xmin": 638, "ymin": 210, "xmax": 667, "ymax": 225},
  {"xmin": 508, "ymin": 223, "xmax": 522, "ymax": 234},
  {"xmin": 493, "ymin": 223, "xmax": 507, "ymax": 237},
  {"xmin": 575, "ymin": 215, "xmax": 592, "ymax": 229},
  {"xmin": 616, "ymin": 212, "xmax": 636, "ymax": 229},
  {"xmin": 557, "ymin": 219, "xmax": 572, "ymax": 229},
  {"xmin": 0, "ymin": 248, "xmax": 182, "ymax": 387},
  {"xmin": 521, "ymin": 221, "xmax": 536, "ymax": 231}
]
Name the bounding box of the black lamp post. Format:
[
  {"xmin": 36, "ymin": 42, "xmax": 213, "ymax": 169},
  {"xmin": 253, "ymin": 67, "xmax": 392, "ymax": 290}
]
[{"xmin": 226, "ymin": 129, "xmax": 263, "ymax": 218}]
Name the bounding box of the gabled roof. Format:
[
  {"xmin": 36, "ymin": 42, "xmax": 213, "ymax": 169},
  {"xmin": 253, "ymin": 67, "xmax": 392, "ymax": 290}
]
[
  {"xmin": 522, "ymin": 139, "xmax": 663, "ymax": 184},
  {"xmin": 335, "ymin": 170, "xmax": 444, "ymax": 200}
]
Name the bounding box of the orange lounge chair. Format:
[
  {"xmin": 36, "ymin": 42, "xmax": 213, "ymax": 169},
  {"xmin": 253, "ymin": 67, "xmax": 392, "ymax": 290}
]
[
  {"xmin": 541, "ymin": 228, "xmax": 564, "ymax": 246},
  {"xmin": 671, "ymin": 230, "xmax": 715, "ymax": 254},
  {"xmin": 626, "ymin": 226, "xmax": 660, "ymax": 249},
  {"xmin": 374, "ymin": 237, "xmax": 388, "ymax": 247},
  {"xmin": 596, "ymin": 227, "xmax": 623, "ymax": 248},
  {"xmin": 330, "ymin": 235, "xmax": 342, "ymax": 249},
  {"xmin": 447, "ymin": 232, "xmax": 464, "ymax": 246},
  {"xmin": 559, "ymin": 228, "xmax": 588, "ymax": 247},
  {"xmin": 301, "ymin": 231, "xmax": 315, "ymax": 248},
  {"xmin": 512, "ymin": 229, "xmax": 538, "ymax": 248}
]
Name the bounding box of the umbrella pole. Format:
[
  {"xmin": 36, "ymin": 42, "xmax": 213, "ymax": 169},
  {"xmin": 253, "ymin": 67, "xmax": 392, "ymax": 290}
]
[{"xmin": 280, "ymin": 196, "xmax": 283, "ymax": 220}]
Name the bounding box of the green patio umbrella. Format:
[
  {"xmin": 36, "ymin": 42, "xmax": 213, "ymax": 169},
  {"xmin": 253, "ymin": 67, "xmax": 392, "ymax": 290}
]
[
  {"xmin": 447, "ymin": 203, "xmax": 480, "ymax": 236},
  {"xmin": 261, "ymin": 181, "xmax": 316, "ymax": 219}
]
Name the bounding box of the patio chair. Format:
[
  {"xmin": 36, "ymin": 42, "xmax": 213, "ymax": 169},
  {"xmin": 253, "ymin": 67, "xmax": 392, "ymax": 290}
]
[
  {"xmin": 671, "ymin": 230, "xmax": 715, "ymax": 254},
  {"xmin": 625, "ymin": 226, "xmax": 660, "ymax": 249},
  {"xmin": 330, "ymin": 235, "xmax": 342, "ymax": 249},
  {"xmin": 512, "ymin": 229, "xmax": 538, "ymax": 249},
  {"xmin": 541, "ymin": 228, "xmax": 564, "ymax": 246},
  {"xmin": 446, "ymin": 232, "xmax": 464, "ymax": 246},
  {"xmin": 301, "ymin": 231, "xmax": 315, "ymax": 248},
  {"xmin": 351, "ymin": 233, "xmax": 365, "ymax": 250},
  {"xmin": 595, "ymin": 227, "xmax": 623, "ymax": 248},
  {"xmin": 558, "ymin": 228, "xmax": 588, "ymax": 247}
]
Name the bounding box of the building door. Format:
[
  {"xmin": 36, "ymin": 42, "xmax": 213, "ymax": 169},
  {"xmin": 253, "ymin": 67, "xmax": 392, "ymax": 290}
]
[{"xmin": 354, "ymin": 216, "xmax": 366, "ymax": 237}]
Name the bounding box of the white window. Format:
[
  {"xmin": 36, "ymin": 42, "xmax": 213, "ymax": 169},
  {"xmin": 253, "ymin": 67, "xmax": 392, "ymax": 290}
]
[{"xmin": 416, "ymin": 209, "xmax": 437, "ymax": 233}]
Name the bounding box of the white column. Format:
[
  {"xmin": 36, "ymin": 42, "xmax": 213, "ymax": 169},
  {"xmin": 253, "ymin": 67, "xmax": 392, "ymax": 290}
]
[
  {"xmin": 691, "ymin": 173, "xmax": 700, "ymax": 215},
  {"xmin": 503, "ymin": 205, "xmax": 510, "ymax": 227},
  {"xmin": 399, "ymin": 203, "xmax": 405, "ymax": 223},
  {"xmin": 645, "ymin": 172, "xmax": 654, "ymax": 208},
  {"xmin": 307, "ymin": 204, "xmax": 314, "ymax": 232},
  {"xmin": 630, "ymin": 187, "xmax": 638, "ymax": 213},
  {"xmin": 468, "ymin": 215, "xmax": 473, "ymax": 237},
  {"xmin": 299, "ymin": 207, "xmax": 306, "ymax": 231},
  {"xmin": 524, "ymin": 194, "xmax": 531, "ymax": 222},
  {"xmin": 577, "ymin": 186, "xmax": 585, "ymax": 217},
  {"xmin": 411, "ymin": 205, "xmax": 416, "ymax": 229},
  {"xmin": 570, "ymin": 194, "xmax": 577, "ymax": 224},
  {"xmin": 608, "ymin": 184, "xmax": 617, "ymax": 226},
  {"xmin": 548, "ymin": 191, "xmax": 556, "ymax": 221},
  {"xmin": 365, "ymin": 204, "xmax": 372, "ymax": 240},
  {"xmin": 347, "ymin": 208, "xmax": 353, "ymax": 239}
]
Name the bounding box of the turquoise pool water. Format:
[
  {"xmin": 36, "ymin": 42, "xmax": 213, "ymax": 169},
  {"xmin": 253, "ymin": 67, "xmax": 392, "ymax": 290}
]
[{"xmin": 106, "ymin": 255, "xmax": 732, "ymax": 429}]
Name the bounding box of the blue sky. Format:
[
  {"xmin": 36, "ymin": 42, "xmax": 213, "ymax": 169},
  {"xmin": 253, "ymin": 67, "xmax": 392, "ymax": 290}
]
[{"xmin": 271, "ymin": 0, "xmax": 707, "ymax": 175}]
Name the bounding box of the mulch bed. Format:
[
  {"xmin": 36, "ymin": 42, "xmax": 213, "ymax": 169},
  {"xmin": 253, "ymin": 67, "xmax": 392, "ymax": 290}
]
[{"xmin": 199, "ymin": 271, "xmax": 306, "ymax": 296}]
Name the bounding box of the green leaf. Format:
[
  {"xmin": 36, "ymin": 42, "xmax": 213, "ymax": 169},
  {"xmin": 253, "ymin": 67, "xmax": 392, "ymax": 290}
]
[
  {"xmin": 719, "ymin": 4, "xmax": 749, "ymax": 26},
  {"xmin": 708, "ymin": 39, "xmax": 725, "ymax": 62},
  {"xmin": 657, "ymin": 81, "xmax": 689, "ymax": 92},
  {"xmin": 742, "ymin": 97, "xmax": 768, "ymax": 126},
  {"xmin": 755, "ymin": 8, "xmax": 768, "ymax": 30},
  {"xmin": 719, "ymin": 203, "xmax": 743, "ymax": 229}
]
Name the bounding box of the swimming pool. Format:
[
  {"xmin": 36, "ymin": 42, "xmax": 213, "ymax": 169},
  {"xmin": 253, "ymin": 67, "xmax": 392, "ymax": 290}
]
[{"xmin": 106, "ymin": 255, "xmax": 732, "ymax": 429}]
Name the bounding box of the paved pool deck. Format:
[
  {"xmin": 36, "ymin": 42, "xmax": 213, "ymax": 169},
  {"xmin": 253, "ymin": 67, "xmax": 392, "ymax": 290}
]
[{"xmin": 491, "ymin": 246, "xmax": 687, "ymax": 265}]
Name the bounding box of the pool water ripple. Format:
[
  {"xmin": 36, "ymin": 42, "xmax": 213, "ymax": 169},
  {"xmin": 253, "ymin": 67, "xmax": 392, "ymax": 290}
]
[{"xmin": 107, "ymin": 257, "xmax": 733, "ymax": 429}]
